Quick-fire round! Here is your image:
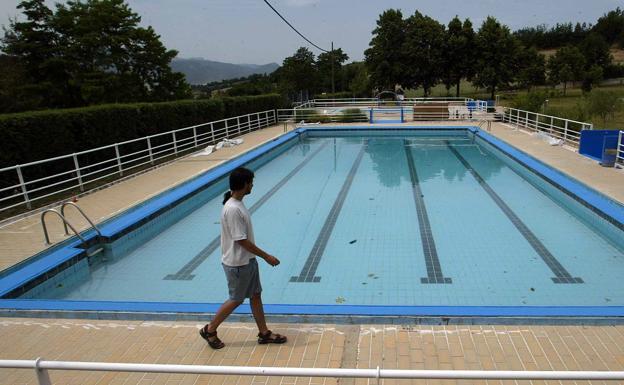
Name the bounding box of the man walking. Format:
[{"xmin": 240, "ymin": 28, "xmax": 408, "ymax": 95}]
[{"xmin": 200, "ymin": 167, "xmax": 287, "ymax": 349}]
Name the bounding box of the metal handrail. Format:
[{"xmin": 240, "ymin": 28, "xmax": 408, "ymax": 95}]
[
  {"xmin": 617, "ymin": 130, "xmax": 624, "ymax": 167},
  {"xmin": 0, "ymin": 110, "xmax": 276, "ymax": 214},
  {"xmin": 2, "ymin": 359, "xmax": 624, "ymax": 385},
  {"xmin": 501, "ymin": 107, "xmax": 592, "ymax": 146},
  {"xmin": 478, "ymin": 119, "xmax": 492, "ymax": 131},
  {"xmin": 60, "ymin": 202, "xmax": 101, "ymax": 237},
  {"xmin": 40, "ymin": 209, "xmax": 87, "ymax": 245},
  {"xmin": 277, "ymin": 105, "xmax": 496, "ymax": 123}
]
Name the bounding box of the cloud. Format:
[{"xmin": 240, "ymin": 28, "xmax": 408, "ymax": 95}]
[{"xmin": 284, "ymin": 0, "xmax": 321, "ymax": 7}]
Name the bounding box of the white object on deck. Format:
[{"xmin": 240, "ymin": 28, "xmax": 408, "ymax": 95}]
[{"xmin": 192, "ymin": 145, "xmax": 215, "ymax": 157}]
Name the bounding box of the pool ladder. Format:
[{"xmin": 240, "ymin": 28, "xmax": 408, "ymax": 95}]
[
  {"xmin": 40, "ymin": 202, "xmax": 104, "ymax": 256},
  {"xmin": 478, "ymin": 119, "xmax": 492, "ymax": 131}
]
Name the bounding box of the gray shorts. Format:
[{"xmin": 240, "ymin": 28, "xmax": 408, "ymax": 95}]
[{"xmin": 222, "ymin": 258, "xmax": 262, "ymax": 302}]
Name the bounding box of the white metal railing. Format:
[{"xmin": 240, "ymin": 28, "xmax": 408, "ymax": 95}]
[
  {"xmin": 501, "ymin": 107, "xmax": 592, "ymax": 146},
  {"xmin": 2, "ymin": 359, "xmax": 624, "ymax": 385},
  {"xmin": 278, "ymin": 102, "xmax": 494, "ymax": 123},
  {"xmin": 0, "ymin": 110, "xmax": 276, "ymax": 214},
  {"xmin": 617, "ymin": 130, "xmax": 624, "ymax": 167},
  {"xmin": 278, "ymin": 107, "xmax": 370, "ymax": 123},
  {"xmin": 306, "ymin": 97, "xmax": 473, "ymax": 108}
]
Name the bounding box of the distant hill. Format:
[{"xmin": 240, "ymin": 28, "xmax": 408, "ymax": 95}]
[
  {"xmin": 539, "ymin": 47, "xmax": 624, "ymax": 64},
  {"xmin": 171, "ymin": 58, "xmax": 279, "ymax": 85}
]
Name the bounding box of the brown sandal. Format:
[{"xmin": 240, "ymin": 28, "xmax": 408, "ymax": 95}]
[
  {"xmin": 257, "ymin": 330, "xmax": 287, "ymax": 344},
  {"xmin": 199, "ymin": 326, "xmax": 225, "ymax": 349}
]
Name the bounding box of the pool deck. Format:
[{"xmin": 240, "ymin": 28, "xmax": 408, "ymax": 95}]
[
  {"xmin": 1, "ymin": 121, "xmax": 624, "ymax": 383},
  {"xmin": 2, "ymin": 319, "xmax": 624, "ymax": 385}
]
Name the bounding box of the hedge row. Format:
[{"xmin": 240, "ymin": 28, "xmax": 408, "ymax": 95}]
[
  {"xmin": 316, "ymin": 91, "xmax": 353, "ymax": 99},
  {"xmin": 0, "ymin": 94, "xmax": 286, "ymax": 168}
]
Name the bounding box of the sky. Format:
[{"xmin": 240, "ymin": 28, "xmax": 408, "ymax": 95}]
[{"xmin": 0, "ymin": 0, "xmax": 621, "ymax": 65}]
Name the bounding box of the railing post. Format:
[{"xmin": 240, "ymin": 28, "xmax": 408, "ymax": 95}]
[
  {"xmin": 564, "ymin": 120, "xmax": 569, "ymax": 143},
  {"xmin": 225, "ymin": 120, "xmax": 230, "ymax": 138},
  {"xmin": 172, "ymin": 132, "xmax": 178, "ymax": 156},
  {"xmin": 193, "ymin": 126, "xmax": 198, "ymax": 148},
  {"xmin": 618, "ymin": 130, "xmax": 624, "ymax": 166},
  {"xmin": 210, "ymin": 123, "xmax": 216, "ymax": 143},
  {"xmin": 114, "ymin": 144, "xmax": 123, "ymax": 176},
  {"xmin": 147, "ymin": 136, "xmax": 154, "ymax": 165},
  {"xmin": 16, "ymin": 165, "xmax": 31, "ymax": 209},
  {"xmin": 35, "ymin": 358, "xmax": 51, "ymax": 385},
  {"xmin": 73, "ymin": 154, "xmax": 84, "ymax": 192},
  {"xmin": 237, "ymin": 117, "xmax": 241, "ymax": 134},
  {"xmin": 550, "ymin": 116, "xmax": 554, "ymax": 136}
]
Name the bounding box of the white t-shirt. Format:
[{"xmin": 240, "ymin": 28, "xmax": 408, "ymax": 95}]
[{"xmin": 221, "ymin": 198, "xmax": 255, "ymax": 267}]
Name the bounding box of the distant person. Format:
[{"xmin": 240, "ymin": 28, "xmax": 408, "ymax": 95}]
[
  {"xmin": 396, "ymin": 87, "xmax": 405, "ymax": 102},
  {"xmin": 199, "ymin": 167, "xmax": 287, "ymax": 349}
]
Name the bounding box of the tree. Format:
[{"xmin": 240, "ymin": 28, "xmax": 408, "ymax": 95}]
[
  {"xmin": 1, "ymin": 0, "xmax": 190, "ymax": 111},
  {"xmin": 513, "ymin": 22, "xmax": 591, "ymax": 49},
  {"xmin": 473, "ymin": 17, "xmax": 520, "ymax": 100},
  {"xmin": 225, "ymin": 74, "xmax": 277, "ymax": 97},
  {"xmin": 344, "ymin": 62, "xmax": 371, "ymax": 97},
  {"xmin": 0, "ymin": 54, "xmax": 35, "ymax": 112},
  {"xmin": 547, "ymin": 46, "xmax": 585, "ymax": 95},
  {"xmin": 516, "ymin": 46, "xmax": 546, "ymax": 91},
  {"xmin": 579, "ymin": 33, "xmax": 612, "ymax": 71},
  {"xmin": 442, "ymin": 16, "xmax": 475, "ymax": 97},
  {"xmin": 276, "ymin": 47, "xmax": 318, "ymax": 100},
  {"xmin": 593, "ymin": 7, "xmax": 624, "ymax": 45},
  {"xmin": 581, "ymin": 65, "xmax": 604, "ymax": 93},
  {"xmin": 364, "ymin": 9, "xmax": 407, "ymax": 91},
  {"xmin": 316, "ymin": 48, "xmax": 349, "ymax": 93},
  {"xmin": 0, "ymin": 0, "xmax": 70, "ymax": 108},
  {"xmin": 403, "ymin": 11, "xmax": 446, "ymax": 96}
]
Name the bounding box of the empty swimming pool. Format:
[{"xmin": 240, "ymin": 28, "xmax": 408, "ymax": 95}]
[{"xmin": 2, "ymin": 127, "xmax": 624, "ymax": 319}]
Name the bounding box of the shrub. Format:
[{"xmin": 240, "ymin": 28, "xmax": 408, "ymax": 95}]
[
  {"xmin": 587, "ymin": 90, "xmax": 622, "ymax": 125},
  {"xmin": 0, "ymin": 94, "xmax": 286, "ymax": 169},
  {"xmin": 338, "ymin": 108, "xmax": 368, "ymax": 122},
  {"xmin": 294, "ymin": 108, "xmax": 332, "ymax": 123},
  {"xmin": 316, "ymin": 91, "xmax": 352, "ymax": 99},
  {"xmin": 511, "ymin": 91, "xmax": 548, "ymax": 112},
  {"xmin": 544, "ymin": 101, "xmax": 591, "ymax": 123}
]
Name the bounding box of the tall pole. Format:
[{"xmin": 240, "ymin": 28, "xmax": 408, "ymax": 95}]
[{"xmin": 331, "ymin": 41, "xmax": 335, "ymax": 94}]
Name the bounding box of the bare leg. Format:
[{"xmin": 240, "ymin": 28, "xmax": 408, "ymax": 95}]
[
  {"xmin": 204, "ymin": 299, "xmax": 242, "ymax": 336},
  {"xmin": 250, "ymin": 292, "xmax": 269, "ymax": 335}
]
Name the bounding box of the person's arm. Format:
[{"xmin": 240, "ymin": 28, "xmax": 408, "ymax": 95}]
[{"xmin": 236, "ymin": 239, "xmax": 280, "ymax": 266}]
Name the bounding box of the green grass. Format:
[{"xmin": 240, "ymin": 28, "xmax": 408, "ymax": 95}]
[
  {"xmin": 405, "ymin": 80, "xmax": 489, "ymax": 99},
  {"xmin": 498, "ymin": 84, "xmax": 624, "ymax": 130},
  {"xmin": 407, "ymin": 81, "xmax": 624, "ymax": 129}
]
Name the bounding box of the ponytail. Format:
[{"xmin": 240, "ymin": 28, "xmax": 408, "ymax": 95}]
[
  {"xmin": 223, "ymin": 167, "xmax": 254, "ymax": 205},
  {"xmin": 222, "ymin": 190, "xmax": 232, "ymax": 205}
]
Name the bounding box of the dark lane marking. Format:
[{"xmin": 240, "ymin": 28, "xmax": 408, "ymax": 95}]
[
  {"xmin": 290, "ymin": 142, "xmax": 367, "ymax": 283},
  {"xmin": 404, "ymin": 140, "xmax": 452, "ymax": 284},
  {"xmin": 164, "ymin": 140, "xmax": 329, "ymax": 280},
  {"xmin": 446, "ymin": 142, "xmax": 583, "ymax": 284}
]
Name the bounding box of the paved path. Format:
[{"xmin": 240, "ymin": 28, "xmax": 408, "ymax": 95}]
[{"xmin": 2, "ymin": 319, "xmax": 624, "ymax": 385}]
